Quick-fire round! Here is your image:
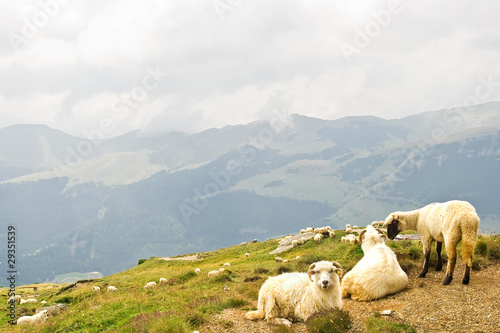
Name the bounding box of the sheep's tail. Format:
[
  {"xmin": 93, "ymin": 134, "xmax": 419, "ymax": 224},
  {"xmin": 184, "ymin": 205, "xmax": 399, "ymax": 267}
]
[
  {"xmin": 245, "ymin": 310, "xmax": 264, "ymax": 320},
  {"xmin": 461, "ymin": 213, "xmax": 480, "ymax": 267}
]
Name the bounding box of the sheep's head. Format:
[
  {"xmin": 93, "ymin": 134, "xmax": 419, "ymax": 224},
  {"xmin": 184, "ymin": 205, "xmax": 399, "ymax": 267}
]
[
  {"xmin": 307, "ymin": 261, "xmax": 343, "ymax": 290},
  {"xmin": 359, "ymin": 225, "xmax": 386, "ymax": 249},
  {"xmin": 384, "ymin": 213, "xmax": 406, "ymax": 240}
]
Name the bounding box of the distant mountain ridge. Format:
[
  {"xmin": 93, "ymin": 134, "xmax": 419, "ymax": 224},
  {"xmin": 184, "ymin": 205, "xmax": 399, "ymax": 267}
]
[{"xmin": 1, "ymin": 102, "xmax": 499, "ymax": 284}]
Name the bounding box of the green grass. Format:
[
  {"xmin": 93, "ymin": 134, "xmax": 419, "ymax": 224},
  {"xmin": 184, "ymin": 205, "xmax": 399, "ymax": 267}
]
[
  {"xmin": 1, "ymin": 231, "xmax": 498, "ymax": 332},
  {"xmin": 365, "ymin": 313, "xmax": 417, "ymax": 333}
]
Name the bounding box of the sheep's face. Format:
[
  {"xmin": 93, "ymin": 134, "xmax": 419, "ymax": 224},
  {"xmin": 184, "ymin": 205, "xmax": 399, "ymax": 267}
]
[
  {"xmin": 359, "ymin": 225, "xmax": 386, "ymax": 250},
  {"xmin": 307, "ymin": 261, "xmax": 342, "ymax": 290},
  {"xmin": 385, "ymin": 213, "xmax": 405, "ymax": 240}
]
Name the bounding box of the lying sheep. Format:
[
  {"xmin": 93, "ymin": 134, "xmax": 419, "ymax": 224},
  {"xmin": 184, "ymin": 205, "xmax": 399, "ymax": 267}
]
[
  {"xmin": 195, "ymin": 268, "xmax": 201, "ymax": 275},
  {"xmin": 107, "ymin": 286, "xmax": 118, "ymax": 292},
  {"xmin": 17, "ymin": 309, "xmax": 48, "ymax": 326},
  {"xmin": 159, "ymin": 278, "xmax": 168, "ymax": 286},
  {"xmin": 144, "ymin": 281, "xmax": 157, "ymax": 289},
  {"xmin": 341, "ymin": 225, "xmax": 408, "ymax": 301},
  {"xmin": 20, "ymin": 298, "xmax": 37, "ymax": 304},
  {"xmin": 275, "ymin": 257, "xmax": 284, "ymax": 263},
  {"xmin": 245, "ymin": 261, "xmax": 343, "ymax": 326},
  {"xmin": 223, "ymin": 263, "xmax": 231, "ymax": 268},
  {"xmin": 92, "ymin": 286, "xmax": 100, "ymax": 293},
  {"xmin": 384, "ymin": 200, "xmax": 480, "ymax": 285},
  {"xmin": 7, "ymin": 295, "xmax": 21, "ymax": 304},
  {"xmin": 245, "ymin": 253, "xmax": 250, "ymax": 258},
  {"xmin": 208, "ymin": 270, "xmax": 220, "ymax": 277}
]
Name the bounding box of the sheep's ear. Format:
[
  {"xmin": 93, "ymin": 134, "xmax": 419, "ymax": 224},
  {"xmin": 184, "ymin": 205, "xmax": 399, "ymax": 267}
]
[
  {"xmin": 358, "ymin": 229, "xmax": 367, "ymax": 244},
  {"xmin": 376, "ymin": 228, "xmax": 387, "ymax": 238},
  {"xmin": 307, "ymin": 263, "xmax": 317, "ymax": 282}
]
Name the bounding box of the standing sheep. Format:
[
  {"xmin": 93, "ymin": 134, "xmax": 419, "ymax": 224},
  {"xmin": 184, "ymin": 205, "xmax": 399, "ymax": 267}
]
[
  {"xmin": 17, "ymin": 309, "xmax": 48, "ymax": 326},
  {"xmin": 245, "ymin": 261, "xmax": 343, "ymax": 326},
  {"xmin": 195, "ymin": 268, "xmax": 201, "ymax": 275},
  {"xmin": 208, "ymin": 270, "xmax": 220, "ymax": 277},
  {"xmin": 341, "ymin": 225, "xmax": 408, "ymax": 301},
  {"xmin": 384, "ymin": 200, "xmax": 480, "ymax": 285},
  {"xmin": 291, "ymin": 239, "xmax": 299, "ymax": 248},
  {"xmin": 159, "ymin": 278, "xmax": 168, "ymax": 286},
  {"xmin": 245, "ymin": 253, "xmax": 250, "ymax": 258},
  {"xmin": 107, "ymin": 286, "xmax": 118, "ymax": 292},
  {"xmin": 92, "ymin": 286, "xmax": 100, "ymax": 293},
  {"xmin": 314, "ymin": 233, "xmax": 323, "ymax": 243}
]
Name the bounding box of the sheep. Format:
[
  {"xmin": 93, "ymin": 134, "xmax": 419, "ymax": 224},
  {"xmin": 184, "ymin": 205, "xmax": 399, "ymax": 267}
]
[
  {"xmin": 245, "ymin": 261, "xmax": 343, "ymax": 326},
  {"xmin": 291, "ymin": 239, "xmax": 299, "ymax": 248},
  {"xmin": 275, "ymin": 257, "xmax": 284, "ymax": 263},
  {"xmin": 245, "ymin": 253, "xmax": 250, "ymax": 258},
  {"xmin": 107, "ymin": 286, "xmax": 118, "ymax": 292},
  {"xmin": 347, "ymin": 234, "xmax": 358, "ymax": 244},
  {"xmin": 208, "ymin": 270, "xmax": 220, "ymax": 277},
  {"xmin": 92, "ymin": 286, "xmax": 100, "ymax": 293},
  {"xmin": 300, "ymin": 237, "xmax": 306, "ymax": 244},
  {"xmin": 314, "ymin": 233, "xmax": 323, "ymax": 243},
  {"xmin": 223, "ymin": 262, "xmax": 231, "ymax": 268},
  {"xmin": 219, "ymin": 268, "xmax": 225, "ymax": 273},
  {"xmin": 341, "ymin": 225, "xmax": 408, "ymax": 301},
  {"xmin": 341, "ymin": 236, "xmax": 346, "ymax": 243},
  {"xmin": 306, "ymin": 227, "xmax": 313, "ymax": 233},
  {"xmin": 353, "ymin": 225, "xmax": 359, "ymax": 229},
  {"xmin": 283, "ymin": 259, "xmax": 289, "ymax": 264},
  {"xmin": 17, "ymin": 309, "xmax": 48, "ymax": 326},
  {"xmin": 159, "ymin": 278, "xmax": 168, "ymax": 286},
  {"xmin": 384, "ymin": 200, "xmax": 480, "ymax": 285},
  {"xmin": 195, "ymin": 268, "xmax": 201, "ymax": 275},
  {"xmin": 314, "ymin": 227, "xmax": 327, "ymax": 235},
  {"xmin": 7, "ymin": 295, "xmax": 21, "ymax": 304},
  {"xmin": 300, "ymin": 229, "xmax": 306, "ymax": 234},
  {"xmin": 371, "ymin": 221, "xmax": 384, "ymax": 228},
  {"xmin": 295, "ymin": 256, "xmax": 301, "ymax": 261},
  {"xmin": 41, "ymin": 301, "xmax": 47, "ymax": 304},
  {"xmin": 329, "ymin": 231, "xmax": 335, "ymax": 238},
  {"xmin": 144, "ymin": 281, "xmax": 157, "ymax": 289},
  {"xmin": 20, "ymin": 298, "xmax": 37, "ymax": 304}
]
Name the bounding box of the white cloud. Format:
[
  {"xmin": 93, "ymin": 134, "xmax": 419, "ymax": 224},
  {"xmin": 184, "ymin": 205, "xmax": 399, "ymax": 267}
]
[{"xmin": 0, "ymin": 0, "xmax": 499, "ymax": 136}]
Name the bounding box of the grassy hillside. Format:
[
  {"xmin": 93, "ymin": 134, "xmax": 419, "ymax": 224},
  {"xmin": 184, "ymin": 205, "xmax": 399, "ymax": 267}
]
[{"xmin": 1, "ymin": 230, "xmax": 499, "ymax": 333}]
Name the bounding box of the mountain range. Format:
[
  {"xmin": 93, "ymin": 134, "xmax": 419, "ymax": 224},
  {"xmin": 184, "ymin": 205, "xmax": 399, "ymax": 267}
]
[{"xmin": 1, "ymin": 102, "xmax": 499, "ymax": 284}]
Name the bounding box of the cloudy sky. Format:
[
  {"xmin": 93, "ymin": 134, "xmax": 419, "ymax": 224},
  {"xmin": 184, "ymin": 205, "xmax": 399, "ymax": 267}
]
[{"xmin": 0, "ymin": 0, "xmax": 499, "ymax": 138}]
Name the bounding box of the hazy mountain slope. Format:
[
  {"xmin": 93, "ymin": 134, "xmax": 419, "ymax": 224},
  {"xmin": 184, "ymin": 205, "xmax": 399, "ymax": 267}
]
[{"xmin": 1, "ymin": 103, "xmax": 499, "ymax": 284}]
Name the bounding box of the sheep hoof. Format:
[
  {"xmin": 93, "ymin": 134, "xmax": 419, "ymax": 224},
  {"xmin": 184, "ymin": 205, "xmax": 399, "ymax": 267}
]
[
  {"xmin": 417, "ymin": 273, "xmax": 426, "ymax": 278},
  {"xmin": 462, "ymin": 277, "xmax": 470, "ymax": 285},
  {"xmin": 442, "ymin": 275, "xmax": 453, "ymax": 285}
]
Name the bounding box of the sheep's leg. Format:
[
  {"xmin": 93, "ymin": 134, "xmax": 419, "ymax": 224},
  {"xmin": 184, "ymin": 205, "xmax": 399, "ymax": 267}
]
[
  {"xmin": 418, "ymin": 239, "xmax": 432, "ymax": 278},
  {"xmin": 443, "ymin": 241, "xmax": 458, "ymax": 285},
  {"xmin": 435, "ymin": 241, "xmax": 443, "ymax": 271},
  {"xmin": 462, "ymin": 263, "xmax": 471, "ymax": 285},
  {"xmin": 461, "ymin": 229, "xmax": 477, "ymax": 285}
]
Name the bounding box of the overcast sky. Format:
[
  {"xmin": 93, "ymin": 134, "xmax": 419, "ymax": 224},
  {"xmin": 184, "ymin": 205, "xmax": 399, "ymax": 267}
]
[{"xmin": 0, "ymin": 0, "xmax": 499, "ymax": 137}]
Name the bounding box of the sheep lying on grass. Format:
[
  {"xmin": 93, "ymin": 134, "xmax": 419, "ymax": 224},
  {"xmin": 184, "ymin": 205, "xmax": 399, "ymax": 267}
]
[
  {"xmin": 245, "ymin": 261, "xmax": 343, "ymax": 326},
  {"xmin": 384, "ymin": 200, "xmax": 480, "ymax": 285},
  {"xmin": 208, "ymin": 270, "xmax": 220, "ymax": 277},
  {"xmin": 17, "ymin": 309, "xmax": 48, "ymax": 325},
  {"xmin": 144, "ymin": 282, "xmax": 157, "ymax": 289},
  {"xmin": 341, "ymin": 225, "xmax": 408, "ymax": 301}
]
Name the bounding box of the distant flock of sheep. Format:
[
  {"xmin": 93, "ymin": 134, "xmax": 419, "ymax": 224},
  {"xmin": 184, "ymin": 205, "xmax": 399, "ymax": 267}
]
[{"xmin": 8, "ymin": 200, "xmax": 480, "ymax": 327}]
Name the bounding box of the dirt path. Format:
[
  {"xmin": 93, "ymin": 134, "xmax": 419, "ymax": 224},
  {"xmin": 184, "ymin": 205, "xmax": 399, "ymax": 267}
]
[{"xmin": 198, "ymin": 263, "xmax": 500, "ymax": 332}]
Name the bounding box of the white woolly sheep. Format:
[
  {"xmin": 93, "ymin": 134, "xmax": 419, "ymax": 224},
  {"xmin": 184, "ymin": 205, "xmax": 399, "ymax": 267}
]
[
  {"xmin": 144, "ymin": 281, "xmax": 157, "ymax": 289},
  {"xmin": 300, "ymin": 237, "xmax": 306, "ymax": 244},
  {"xmin": 92, "ymin": 286, "xmax": 100, "ymax": 293},
  {"xmin": 219, "ymin": 268, "xmax": 225, "ymax": 273},
  {"xmin": 41, "ymin": 301, "xmax": 47, "ymax": 304},
  {"xmin": 346, "ymin": 234, "xmax": 358, "ymax": 244},
  {"xmin": 7, "ymin": 295, "xmax": 21, "ymax": 304},
  {"xmin": 245, "ymin": 261, "xmax": 343, "ymax": 326},
  {"xmin": 314, "ymin": 233, "xmax": 323, "ymax": 243},
  {"xmin": 159, "ymin": 278, "xmax": 168, "ymax": 286},
  {"xmin": 195, "ymin": 268, "xmax": 201, "ymax": 275},
  {"xmin": 329, "ymin": 231, "xmax": 335, "ymax": 238},
  {"xmin": 17, "ymin": 309, "xmax": 48, "ymax": 326},
  {"xmin": 341, "ymin": 236, "xmax": 346, "ymax": 243},
  {"xmin": 275, "ymin": 257, "xmax": 284, "ymax": 263},
  {"xmin": 353, "ymin": 225, "xmax": 359, "ymax": 229},
  {"xmin": 345, "ymin": 224, "xmax": 351, "ymax": 228},
  {"xmin": 345, "ymin": 227, "xmax": 352, "ymax": 234},
  {"xmin": 384, "ymin": 200, "xmax": 480, "ymax": 285},
  {"xmin": 245, "ymin": 253, "xmax": 250, "ymax": 258},
  {"xmin": 291, "ymin": 239, "xmax": 299, "ymax": 248},
  {"xmin": 341, "ymin": 225, "xmax": 408, "ymax": 301},
  {"xmin": 306, "ymin": 227, "xmax": 313, "ymax": 233},
  {"xmin": 295, "ymin": 256, "xmax": 301, "ymax": 261},
  {"xmin": 300, "ymin": 229, "xmax": 306, "ymax": 234},
  {"xmin": 223, "ymin": 263, "xmax": 231, "ymax": 267},
  {"xmin": 107, "ymin": 286, "xmax": 118, "ymax": 292},
  {"xmin": 22, "ymin": 298, "xmax": 38, "ymax": 304},
  {"xmin": 283, "ymin": 259, "xmax": 289, "ymax": 264},
  {"xmin": 208, "ymin": 270, "xmax": 220, "ymax": 277}
]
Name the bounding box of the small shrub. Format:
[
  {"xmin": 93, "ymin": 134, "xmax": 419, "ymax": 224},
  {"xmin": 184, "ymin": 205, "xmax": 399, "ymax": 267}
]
[
  {"xmin": 277, "ymin": 266, "xmax": 292, "ymax": 274},
  {"xmin": 475, "ymin": 239, "xmax": 488, "ymax": 256},
  {"xmin": 306, "ymin": 309, "xmax": 352, "ymax": 333},
  {"xmin": 213, "ymin": 274, "xmax": 233, "ymax": 283},
  {"xmin": 220, "ymin": 298, "xmax": 248, "ymax": 310},
  {"xmin": 272, "ymin": 326, "xmax": 294, "ymax": 333},
  {"xmin": 138, "ymin": 259, "xmax": 147, "ymax": 265},
  {"xmin": 365, "ymin": 314, "xmax": 416, "ymax": 332},
  {"xmin": 254, "ymin": 267, "xmax": 269, "ymax": 274}
]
